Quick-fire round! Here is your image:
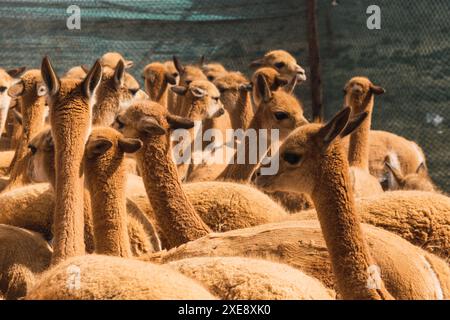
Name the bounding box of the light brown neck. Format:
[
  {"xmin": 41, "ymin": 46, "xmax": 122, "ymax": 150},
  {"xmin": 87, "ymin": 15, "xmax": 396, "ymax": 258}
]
[
  {"xmin": 93, "ymin": 90, "xmax": 119, "ymax": 126},
  {"xmin": 138, "ymin": 135, "xmax": 211, "ymax": 248},
  {"xmin": 167, "ymin": 89, "xmax": 177, "ymax": 114},
  {"xmin": 146, "ymin": 79, "xmax": 168, "ymax": 109},
  {"xmin": 174, "ymin": 91, "xmax": 186, "ymax": 116},
  {"xmin": 20, "ymin": 95, "xmax": 47, "ymax": 143},
  {"xmin": 85, "ymin": 155, "xmax": 132, "ymax": 257},
  {"xmin": 347, "ymin": 94, "xmax": 374, "ymax": 169},
  {"xmin": 176, "ymin": 99, "xmax": 208, "ymax": 180},
  {"xmin": 50, "ymin": 102, "xmax": 88, "ymax": 265},
  {"xmin": 311, "ymin": 142, "xmax": 393, "ymax": 300},
  {"xmin": 182, "ymin": 97, "xmax": 203, "ymax": 120},
  {"xmin": 3, "ymin": 95, "xmax": 46, "ymax": 190},
  {"xmin": 12, "ymin": 95, "xmax": 46, "ymax": 162},
  {"xmin": 227, "ymin": 90, "xmax": 253, "ymax": 130}
]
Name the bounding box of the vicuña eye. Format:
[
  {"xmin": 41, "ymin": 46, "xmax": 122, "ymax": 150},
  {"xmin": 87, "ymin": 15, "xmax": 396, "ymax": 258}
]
[
  {"xmin": 274, "ymin": 62, "xmax": 285, "ymax": 69},
  {"xmin": 28, "ymin": 144, "xmax": 37, "ymax": 155},
  {"xmin": 129, "ymin": 89, "xmax": 138, "ymax": 96},
  {"xmin": 274, "ymin": 112, "xmax": 289, "ymax": 120},
  {"xmin": 0, "ymin": 86, "xmax": 7, "ymax": 93},
  {"xmin": 282, "ymin": 152, "xmax": 302, "ymax": 165},
  {"xmin": 172, "ymin": 72, "xmax": 179, "ymax": 78}
]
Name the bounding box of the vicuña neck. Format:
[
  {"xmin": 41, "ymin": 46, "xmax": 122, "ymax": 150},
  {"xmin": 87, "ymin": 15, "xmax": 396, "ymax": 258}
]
[
  {"xmin": 4, "ymin": 96, "xmax": 46, "ymax": 190},
  {"xmin": 146, "ymin": 79, "xmax": 168, "ymax": 109},
  {"xmin": 347, "ymin": 94, "xmax": 374, "ymax": 169},
  {"xmin": 229, "ymin": 90, "xmax": 253, "ymax": 130},
  {"xmin": 311, "ymin": 143, "xmax": 393, "ymax": 300},
  {"xmin": 138, "ymin": 136, "xmax": 211, "ymax": 248},
  {"xmin": 21, "ymin": 95, "xmax": 47, "ymax": 142},
  {"xmin": 86, "ymin": 157, "xmax": 132, "ymax": 257},
  {"xmin": 51, "ymin": 103, "xmax": 88, "ymax": 265},
  {"xmin": 93, "ymin": 92, "xmax": 118, "ymax": 126},
  {"xmin": 217, "ymin": 115, "xmax": 262, "ymax": 182}
]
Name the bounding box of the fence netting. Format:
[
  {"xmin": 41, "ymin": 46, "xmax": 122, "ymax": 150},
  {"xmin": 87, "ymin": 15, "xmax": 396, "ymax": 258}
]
[{"xmin": 1, "ymin": 0, "xmax": 448, "ymax": 191}]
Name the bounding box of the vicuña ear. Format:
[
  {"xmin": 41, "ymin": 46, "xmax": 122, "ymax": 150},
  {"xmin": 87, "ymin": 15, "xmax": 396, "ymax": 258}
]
[
  {"xmin": 370, "ymin": 84, "xmax": 385, "ymax": 95},
  {"xmin": 82, "ymin": 59, "xmax": 102, "ymax": 99},
  {"xmin": 384, "ymin": 161, "xmax": 404, "ymax": 185},
  {"xmin": 137, "ymin": 117, "xmax": 167, "ymax": 136},
  {"xmin": 12, "ymin": 109, "xmax": 23, "ymax": 126},
  {"xmin": 86, "ymin": 138, "xmax": 113, "ymax": 159},
  {"xmin": 249, "ymin": 58, "xmax": 264, "ymax": 69},
  {"xmin": 113, "ymin": 59, "xmax": 125, "ymax": 89},
  {"xmin": 340, "ymin": 111, "xmax": 369, "ymax": 138},
  {"xmin": 41, "ymin": 56, "xmax": 60, "ymax": 97},
  {"xmin": 199, "ymin": 55, "xmax": 206, "ymax": 66},
  {"xmin": 165, "ymin": 72, "xmax": 177, "ymax": 85},
  {"xmin": 7, "ymin": 66, "xmax": 26, "ymax": 78},
  {"xmin": 173, "ymin": 56, "xmax": 185, "ymax": 74},
  {"xmin": 124, "ymin": 60, "xmax": 134, "ymax": 69},
  {"xmin": 318, "ymin": 107, "xmax": 351, "ymax": 148},
  {"xmin": 416, "ymin": 162, "xmax": 427, "ymax": 176},
  {"xmin": 166, "ymin": 114, "xmax": 194, "ymax": 130},
  {"xmin": 118, "ymin": 137, "xmax": 142, "ymax": 154},
  {"xmin": 256, "ymin": 74, "xmax": 272, "ymax": 103},
  {"xmin": 170, "ymin": 85, "xmax": 188, "ymax": 96},
  {"xmin": 7, "ymin": 81, "xmax": 25, "ymax": 98},
  {"xmin": 190, "ymin": 86, "xmax": 206, "ymax": 98}
]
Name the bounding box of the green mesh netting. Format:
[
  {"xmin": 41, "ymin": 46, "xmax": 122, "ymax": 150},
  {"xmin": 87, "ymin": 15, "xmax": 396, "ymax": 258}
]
[{"xmin": 0, "ymin": 0, "xmax": 449, "ymax": 191}]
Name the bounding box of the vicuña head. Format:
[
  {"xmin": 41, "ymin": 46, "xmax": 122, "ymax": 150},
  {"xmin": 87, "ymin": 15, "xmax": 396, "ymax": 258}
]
[
  {"xmin": 255, "ymin": 107, "xmax": 368, "ymax": 194},
  {"xmin": 250, "ymin": 50, "xmax": 306, "ymax": 83},
  {"xmin": 163, "ymin": 60, "xmax": 179, "ymax": 83},
  {"xmin": 201, "ymin": 61, "xmax": 227, "ymax": 82},
  {"xmin": 100, "ymin": 51, "xmax": 134, "ymax": 69},
  {"xmin": 142, "ymin": 62, "xmax": 177, "ymax": 105},
  {"xmin": 253, "ymin": 73, "xmax": 308, "ymax": 141},
  {"xmin": 251, "ymin": 67, "xmax": 297, "ymax": 106},
  {"xmin": 93, "ymin": 60, "xmax": 142, "ymax": 126},
  {"xmin": 343, "ymin": 76, "xmax": 385, "ymax": 113},
  {"xmin": 172, "ymin": 55, "xmax": 206, "ymax": 87},
  {"xmin": 171, "ymin": 80, "xmax": 224, "ymax": 120},
  {"xmin": 0, "ymin": 66, "xmax": 26, "ymax": 136},
  {"xmin": 7, "ymin": 69, "xmax": 48, "ymax": 137}
]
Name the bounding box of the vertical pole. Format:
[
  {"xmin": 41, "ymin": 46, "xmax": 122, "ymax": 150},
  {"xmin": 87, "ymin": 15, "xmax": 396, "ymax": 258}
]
[{"xmin": 307, "ymin": 0, "xmax": 324, "ymax": 123}]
